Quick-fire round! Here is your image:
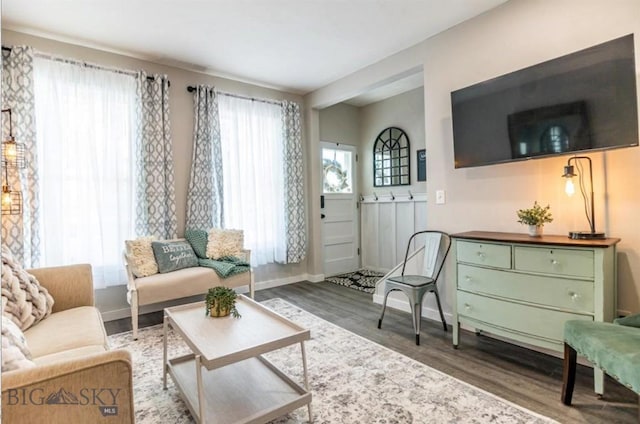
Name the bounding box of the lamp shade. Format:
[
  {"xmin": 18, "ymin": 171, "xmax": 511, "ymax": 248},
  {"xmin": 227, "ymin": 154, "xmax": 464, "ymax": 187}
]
[
  {"xmin": 2, "ymin": 138, "xmax": 26, "ymax": 168},
  {"xmin": 561, "ymin": 156, "xmax": 604, "ymax": 239},
  {"xmin": 1, "ymin": 184, "xmax": 22, "ymax": 215}
]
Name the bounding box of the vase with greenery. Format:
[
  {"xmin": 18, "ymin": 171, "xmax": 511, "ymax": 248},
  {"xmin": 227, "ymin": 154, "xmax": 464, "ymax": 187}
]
[
  {"xmin": 205, "ymin": 286, "xmax": 241, "ymax": 318},
  {"xmin": 516, "ymin": 201, "xmax": 553, "ymax": 237}
]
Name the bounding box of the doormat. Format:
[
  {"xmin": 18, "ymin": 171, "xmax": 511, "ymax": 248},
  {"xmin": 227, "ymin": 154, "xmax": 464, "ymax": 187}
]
[{"xmin": 325, "ymin": 269, "xmax": 385, "ymax": 293}]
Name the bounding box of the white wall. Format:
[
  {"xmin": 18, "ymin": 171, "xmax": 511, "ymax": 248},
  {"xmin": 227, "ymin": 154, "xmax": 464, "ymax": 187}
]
[
  {"xmin": 359, "ymin": 87, "xmax": 426, "ymax": 196},
  {"xmin": 307, "ymin": 0, "xmax": 640, "ymax": 315},
  {"xmin": 319, "ymin": 102, "xmax": 360, "ymax": 146},
  {"xmin": 2, "ymin": 29, "xmax": 316, "ymax": 317}
]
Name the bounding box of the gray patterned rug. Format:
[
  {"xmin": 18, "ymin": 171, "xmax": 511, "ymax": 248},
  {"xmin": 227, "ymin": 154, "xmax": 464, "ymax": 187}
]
[
  {"xmin": 325, "ymin": 269, "xmax": 384, "ymax": 293},
  {"xmin": 108, "ymin": 298, "xmax": 556, "ymax": 423}
]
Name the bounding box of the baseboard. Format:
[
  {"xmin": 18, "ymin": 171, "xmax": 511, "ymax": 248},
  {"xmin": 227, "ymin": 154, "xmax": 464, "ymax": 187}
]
[
  {"xmin": 306, "ymin": 273, "xmax": 325, "ymax": 283},
  {"xmin": 255, "ymin": 274, "xmax": 310, "ymax": 290},
  {"xmin": 372, "ymin": 293, "xmax": 454, "ymax": 324},
  {"xmin": 617, "ymin": 308, "xmax": 632, "ymax": 317},
  {"xmin": 101, "ymin": 273, "xmax": 318, "ymax": 322}
]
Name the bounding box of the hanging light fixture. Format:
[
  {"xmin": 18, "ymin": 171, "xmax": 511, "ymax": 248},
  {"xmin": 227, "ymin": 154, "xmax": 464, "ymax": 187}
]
[
  {"xmin": 1, "ymin": 184, "xmax": 22, "ymax": 215},
  {"xmin": 1, "ymin": 108, "xmax": 24, "ymax": 215},
  {"xmin": 1, "ymin": 109, "xmax": 25, "ymax": 168}
]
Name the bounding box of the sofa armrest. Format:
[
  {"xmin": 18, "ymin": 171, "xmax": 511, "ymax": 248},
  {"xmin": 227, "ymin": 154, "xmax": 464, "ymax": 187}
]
[
  {"xmin": 122, "ymin": 252, "xmax": 137, "ymax": 292},
  {"xmin": 1, "ymin": 349, "xmax": 134, "ymax": 423},
  {"xmin": 27, "ymin": 264, "xmax": 94, "ymax": 313},
  {"xmin": 242, "ymin": 249, "xmax": 251, "ymax": 264}
]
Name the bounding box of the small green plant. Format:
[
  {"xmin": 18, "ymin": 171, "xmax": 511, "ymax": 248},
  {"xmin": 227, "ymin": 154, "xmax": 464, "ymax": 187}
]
[
  {"xmin": 516, "ymin": 201, "xmax": 554, "ymax": 226},
  {"xmin": 205, "ymin": 286, "xmax": 241, "ymax": 318}
]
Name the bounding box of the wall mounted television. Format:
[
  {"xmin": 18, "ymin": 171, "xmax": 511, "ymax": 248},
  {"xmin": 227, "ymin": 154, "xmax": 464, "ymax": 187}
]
[{"xmin": 451, "ymin": 34, "xmax": 638, "ymax": 168}]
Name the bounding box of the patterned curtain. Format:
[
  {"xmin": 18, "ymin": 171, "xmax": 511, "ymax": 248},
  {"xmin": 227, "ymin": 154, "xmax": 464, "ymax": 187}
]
[
  {"xmin": 134, "ymin": 72, "xmax": 177, "ymax": 239},
  {"xmin": 1, "ymin": 46, "xmax": 40, "ymax": 267},
  {"xmin": 186, "ymin": 85, "xmax": 224, "ymax": 230},
  {"xmin": 281, "ymin": 101, "xmax": 306, "ymax": 263}
]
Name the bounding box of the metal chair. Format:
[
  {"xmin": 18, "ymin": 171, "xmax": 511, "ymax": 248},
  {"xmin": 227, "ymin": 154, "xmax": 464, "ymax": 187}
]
[{"xmin": 377, "ymin": 230, "xmax": 451, "ymax": 345}]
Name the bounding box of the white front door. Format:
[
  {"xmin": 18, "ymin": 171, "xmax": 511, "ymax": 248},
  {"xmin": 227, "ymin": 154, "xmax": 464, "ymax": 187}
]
[{"xmin": 321, "ymin": 142, "xmax": 359, "ymax": 277}]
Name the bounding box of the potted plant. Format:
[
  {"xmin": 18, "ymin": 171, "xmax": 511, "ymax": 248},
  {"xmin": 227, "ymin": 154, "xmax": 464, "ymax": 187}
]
[
  {"xmin": 517, "ymin": 201, "xmax": 553, "ymax": 237},
  {"xmin": 205, "ymin": 286, "xmax": 241, "ymax": 318}
]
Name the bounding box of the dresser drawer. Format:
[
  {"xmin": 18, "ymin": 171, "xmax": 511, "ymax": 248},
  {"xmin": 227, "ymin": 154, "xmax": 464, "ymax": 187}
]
[
  {"xmin": 457, "ymin": 264, "xmax": 594, "ymax": 313},
  {"xmin": 457, "ymin": 241, "xmax": 511, "ymax": 269},
  {"xmin": 457, "ymin": 291, "xmax": 593, "ymax": 342},
  {"xmin": 514, "ymin": 246, "xmax": 594, "ymax": 278}
]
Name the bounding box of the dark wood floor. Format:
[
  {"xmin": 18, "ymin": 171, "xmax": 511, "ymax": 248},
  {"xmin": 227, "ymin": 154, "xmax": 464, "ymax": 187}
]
[{"xmin": 105, "ymin": 281, "xmax": 638, "ymax": 423}]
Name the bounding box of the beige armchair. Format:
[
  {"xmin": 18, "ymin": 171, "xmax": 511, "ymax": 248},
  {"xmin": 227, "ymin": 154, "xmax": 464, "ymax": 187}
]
[{"xmin": 1, "ymin": 264, "xmax": 134, "ymax": 423}]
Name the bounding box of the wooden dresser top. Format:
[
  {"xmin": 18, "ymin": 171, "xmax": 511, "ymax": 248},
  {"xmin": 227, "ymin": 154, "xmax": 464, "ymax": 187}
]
[{"xmin": 451, "ymin": 231, "xmax": 620, "ymax": 248}]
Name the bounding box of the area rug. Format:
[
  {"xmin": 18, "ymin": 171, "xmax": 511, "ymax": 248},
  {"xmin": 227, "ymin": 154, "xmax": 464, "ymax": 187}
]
[
  {"xmin": 108, "ymin": 298, "xmax": 556, "ymax": 423},
  {"xmin": 325, "ymin": 268, "xmax": 384, "ymax": 293}
]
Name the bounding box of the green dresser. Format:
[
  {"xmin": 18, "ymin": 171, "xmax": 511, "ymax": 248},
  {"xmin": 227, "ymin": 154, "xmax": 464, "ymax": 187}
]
[{"xmin": 451, "ymin": 231, "xmax": 620, "ymax": 394}]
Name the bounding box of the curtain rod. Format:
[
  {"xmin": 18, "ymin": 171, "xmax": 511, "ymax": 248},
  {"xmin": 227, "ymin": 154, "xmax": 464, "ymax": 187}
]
[
  {"xmin": 2, "ymin": 45, "xmax": 168, "ymax": 85},
  {"xmin": 186, "ymin": 85, "xmax": 282, "ymax": 106}
]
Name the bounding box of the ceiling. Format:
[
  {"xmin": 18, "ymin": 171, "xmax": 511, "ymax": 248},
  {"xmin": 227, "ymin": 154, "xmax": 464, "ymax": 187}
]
[{"xmin": 1, "ymin": 0, "xmax": 507, "ymax": 98}]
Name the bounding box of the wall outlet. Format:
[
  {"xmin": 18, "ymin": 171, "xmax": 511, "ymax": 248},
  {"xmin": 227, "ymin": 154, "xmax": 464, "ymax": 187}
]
[{"xmin": 435, "ymin": 190, "xmax": 446, "ymax": 204}]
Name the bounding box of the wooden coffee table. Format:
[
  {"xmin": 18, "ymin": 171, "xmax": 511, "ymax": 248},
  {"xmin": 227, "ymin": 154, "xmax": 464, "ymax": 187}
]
[{"xmin": 162, "ymin": 295, "xmax": 312, "ymax": 423}]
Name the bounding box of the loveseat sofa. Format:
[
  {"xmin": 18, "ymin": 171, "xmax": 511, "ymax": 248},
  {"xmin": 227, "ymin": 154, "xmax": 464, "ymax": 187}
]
[
  {"xmin": 124, "ymin": 250, "xmax": 254, "ymax": 340},
  {"xmin": 1, "ymin": 264, "xmax": 134, "ymax": 423}
]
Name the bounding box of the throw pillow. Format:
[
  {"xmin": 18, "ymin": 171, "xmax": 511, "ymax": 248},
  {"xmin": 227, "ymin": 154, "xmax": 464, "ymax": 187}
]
[
  {"xmin": 184, "ymin": 229, "xmax": 208, "ymax": 259},
  {"xmin": 1, "ymin": 245, "xmax": 54, "ymax": 331},
  {"xmin": 151, "ymin": 240, "xmax": 198, "ymax": 273},
  {"xmin": 614, "ymin": 313, "xmax": 640, "ymax": 328},
  {"xmin": 1, "ymin": 315, "xmax": 36, "ymax": 372},
  {"xmin": 206, "ymin": 229, "xmax": 244, "ymax": 260},
  {"xmin": 125, "ymin": 237, "xmax": 158, "ymax": 277}
]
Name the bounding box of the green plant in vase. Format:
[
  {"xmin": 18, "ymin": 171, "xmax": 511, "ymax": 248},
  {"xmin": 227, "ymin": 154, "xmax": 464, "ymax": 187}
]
[
  {"xmin": 205, "ymin": 286, "xmax": 241, "ymax": 318},
  {"xmin": 517, "ymin": 201, "xmax": 553, "ymax": 237}
]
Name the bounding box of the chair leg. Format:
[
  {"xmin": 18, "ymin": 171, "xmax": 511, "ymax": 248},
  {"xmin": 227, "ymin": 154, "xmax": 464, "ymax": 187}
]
[
  {"xmin": 377, "ymin": 288, "xmax": 392, "ymax": 329},
  {"xmin": 411, "ymin": 301, "xmax": 421, "ymax": 346},
  {"xmin": 433, "ymin": 288, "xmax": 448, "ymax": 332},
  {"xmin": 562, "ymin": 343, "xmax": 577, "ymax": 405}
]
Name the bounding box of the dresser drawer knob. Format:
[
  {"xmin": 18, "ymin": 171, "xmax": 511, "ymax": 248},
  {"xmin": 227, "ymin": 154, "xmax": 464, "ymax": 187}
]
[
  {"xmin": 476, "ymin": 252, "xmax": 485, "ymax": 259},
  {"xmin": 569, "ymin": 292, "xmax": 580, "ymax": 301},
  {"xmin": 465, "ymin": 276, "xmax": 472, "ymax": 282},
  {"xmin": 550, "ymin": 259, "xmax": 559, "ymax": 265},
  {"xmin": 464, "ymin": 303, "xmax": 472, "ymax": 311}
]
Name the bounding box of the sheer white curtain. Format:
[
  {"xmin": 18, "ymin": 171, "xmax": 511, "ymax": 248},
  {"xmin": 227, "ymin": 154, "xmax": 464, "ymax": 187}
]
[
  {"xmin": 33, "ymin": 57, "xmax": 137, "ymax": 289},
  {"xmin": 218, "ymin": 95, "xmax": 286, "ymax": 266}
]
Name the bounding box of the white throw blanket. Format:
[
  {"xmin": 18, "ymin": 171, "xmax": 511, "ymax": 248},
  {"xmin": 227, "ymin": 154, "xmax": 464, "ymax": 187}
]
[{"xmin": 1, "ymin": 246, "xmax": 54, "ymax": 331}]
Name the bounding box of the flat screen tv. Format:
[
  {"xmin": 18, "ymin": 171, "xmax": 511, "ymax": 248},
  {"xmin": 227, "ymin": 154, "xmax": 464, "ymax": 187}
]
[{"xmin": 451, "ymin": 34, "xmax": 638, "ymax": 168}]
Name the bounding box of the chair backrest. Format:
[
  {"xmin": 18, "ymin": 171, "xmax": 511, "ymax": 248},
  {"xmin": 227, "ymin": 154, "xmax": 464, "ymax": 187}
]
[{"xmin": 401, "ymin": 230, "xmax": 451, "ymax": 281}]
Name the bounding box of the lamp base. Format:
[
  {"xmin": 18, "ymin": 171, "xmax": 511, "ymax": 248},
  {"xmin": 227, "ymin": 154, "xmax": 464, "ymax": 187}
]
[{"xmin": 568, "ymin": 231, "xmax": 606, "ymax": 240}]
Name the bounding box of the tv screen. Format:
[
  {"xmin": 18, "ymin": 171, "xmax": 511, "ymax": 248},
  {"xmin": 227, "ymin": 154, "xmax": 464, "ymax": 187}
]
[{"xmin": 451, "ymin": 34, "xmax": 638, "ymax": 168}]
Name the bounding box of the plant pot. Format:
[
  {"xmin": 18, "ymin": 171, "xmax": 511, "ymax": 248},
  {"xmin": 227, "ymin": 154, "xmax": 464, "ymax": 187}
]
[
  {"xmin": 528, "ymin": 225, "xmax": 543, "ymax": 237},
  {"xmin": 208, "ymin": 303, "xmax": 231, "ymax": 318}
]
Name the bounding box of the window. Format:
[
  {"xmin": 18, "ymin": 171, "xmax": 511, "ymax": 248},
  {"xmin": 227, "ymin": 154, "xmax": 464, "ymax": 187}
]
[
  {"xmin": 322, "ymin": 147, "xmax": 353, "ymax": 194},
  {"xmin": 218, "ymin": 95, "xmax": 286, "ymax": 266},
  {"xmin": 33, "ymin": 57, "xmax": 137, "ymax": 289}
]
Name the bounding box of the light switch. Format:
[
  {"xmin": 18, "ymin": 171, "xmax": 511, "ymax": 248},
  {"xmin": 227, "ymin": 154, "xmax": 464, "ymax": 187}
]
[{"xmin": 435, "ymin": 190, "xmax": 446, "ymax": 204}]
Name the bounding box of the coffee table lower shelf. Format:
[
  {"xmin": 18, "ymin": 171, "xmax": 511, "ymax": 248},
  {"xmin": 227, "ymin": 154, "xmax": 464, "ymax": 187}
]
[{"xmin": 168, "ymin": 354, "xmax": 311, "ymax": 424}]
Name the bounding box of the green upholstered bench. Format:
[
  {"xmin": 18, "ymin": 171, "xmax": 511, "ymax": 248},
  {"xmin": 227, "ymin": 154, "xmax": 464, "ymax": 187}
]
[{"xmin": 562, "ymin": 319, "xmax": 640, "ymax": 419}]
